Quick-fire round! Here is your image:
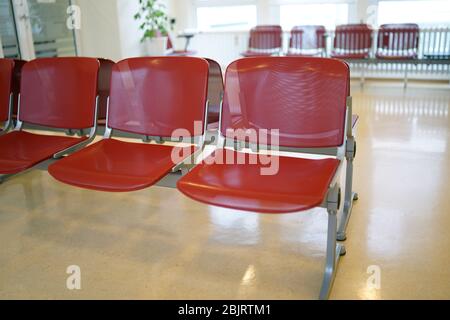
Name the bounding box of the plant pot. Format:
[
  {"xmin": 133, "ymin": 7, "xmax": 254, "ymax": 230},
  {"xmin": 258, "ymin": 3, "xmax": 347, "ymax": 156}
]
[{"xmin": 145, "ymin": 36, "xmax": 168, "ymax": 56}]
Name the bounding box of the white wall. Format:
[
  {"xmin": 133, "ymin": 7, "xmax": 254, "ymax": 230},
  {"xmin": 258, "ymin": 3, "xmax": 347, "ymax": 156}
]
[
  {"xmin": 75, "ymin": 0, "xmax": 122, "ymax": 61},
  {"xmin": 75, "ymin": 0, "xmax": 178, "ymax": 60},
  {"xmin": 116, "ymin": 0, "xmax": 146, "ymax": 58}
]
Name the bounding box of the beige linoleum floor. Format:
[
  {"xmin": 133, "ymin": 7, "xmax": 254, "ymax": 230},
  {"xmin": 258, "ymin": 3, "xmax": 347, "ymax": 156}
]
[{"xmin": 0, "ymin": 81, "xmax": 449, "ymax": 300}]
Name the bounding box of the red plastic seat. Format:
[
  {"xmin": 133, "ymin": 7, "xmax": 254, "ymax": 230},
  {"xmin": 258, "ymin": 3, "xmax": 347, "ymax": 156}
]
[
  {"xmin": 241, "ymin": 25, "xmax": 283, "ymax": 57},
  {"xmin": 205, "ymin": 58, "xmax": 223, "ymax": 127},
  {"xmin": 0, "ymin": 57, "xmax": 99, "ymax": 176},
  {"xmin": 0, "ymin": 59, "xmax": 14, "ymax": 131},
  {"xmin": 179, "ymin": 148, "xmax": 340, "ymax": 213},
  {"xmin": 97, "ymin": 58, "xmax": 114, "ymax": 126},
  {"xmin": 48, "ymin": 139, "xmax": 194, "ymax": 192},
  {"xmin": 376, "ymin": 24, "xmax": 419, "ymax": 60},
  {"xmin": 287, "ymin": 25, "xmax": 326, "ymax": 57},
  {"xmin": 178, "ymin": 57, "xmax": 350, "ymax": 213},
  {"xmin": 49, "ymin": 57, "xmax": 209, "ymax": 192},
  {"xmin": 0, "ymin": 131, "xmax": 86, "ymax": 175},
  {"xmin": 331, "ymin": 24, "xmax": 373, "ymax": 59}
]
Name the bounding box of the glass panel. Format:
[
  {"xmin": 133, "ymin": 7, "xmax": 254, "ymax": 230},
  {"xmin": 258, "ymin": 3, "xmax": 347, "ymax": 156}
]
[
  {"xmin": 0, "ymin": 0, "xmax": 20, "ymax": 58},
  {"xmin": 197, "ymin": 5, "xmax": 257, "ymax": 31},
  {"xmin": 280, "ymin": 3, "xmax": 349, "ymax": 30},
  {"xmin": 27, "ymin": 0, "xmax": 77, "ymax": 57}
]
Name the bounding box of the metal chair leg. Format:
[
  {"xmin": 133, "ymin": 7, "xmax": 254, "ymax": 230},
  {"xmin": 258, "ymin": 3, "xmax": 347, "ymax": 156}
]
[
  {"xmin": 337, "ymin": 156, "xmax": 357, "ymax": 241},
  {"xmin": 319, "ymin": 209, "xmax": 346, "ymax": 300}
]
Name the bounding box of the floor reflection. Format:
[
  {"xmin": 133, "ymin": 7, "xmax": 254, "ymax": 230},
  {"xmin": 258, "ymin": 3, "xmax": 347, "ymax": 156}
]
[{"xmin": 208, "ymin": 207, "xmax": 261, "ymax": 246}]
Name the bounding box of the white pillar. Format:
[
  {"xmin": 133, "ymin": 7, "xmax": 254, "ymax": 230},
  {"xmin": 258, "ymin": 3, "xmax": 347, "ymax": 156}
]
[
  {"xmin": 11, "ymin": 0, "xmax": 35, "ymax": 60},
  {"xmin": 0, "ymin": 36, "xmax": 4, "ymax": 58}
]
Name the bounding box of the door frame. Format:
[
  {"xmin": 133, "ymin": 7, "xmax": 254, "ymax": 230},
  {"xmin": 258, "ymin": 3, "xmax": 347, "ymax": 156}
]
[
  {"xmin": 0, "ymin": 36, "xmax": 4, "ymax": 57},
  {"xmin": 0, "ymin": 0, "xmax": 80, "ymax": 60},
  {"xmin": 11, "ymin": 0, "xmax": 35, "ymax": 60}
]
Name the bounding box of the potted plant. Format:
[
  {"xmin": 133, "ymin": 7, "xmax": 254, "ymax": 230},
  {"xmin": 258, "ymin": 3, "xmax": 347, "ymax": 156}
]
[{"xmin": 134, "ymin": 0, "xmax": 169, "ymax": 56}]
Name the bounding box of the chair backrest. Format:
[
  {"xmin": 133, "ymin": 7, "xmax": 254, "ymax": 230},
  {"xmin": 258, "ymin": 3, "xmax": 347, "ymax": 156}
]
[
  {"xmin": 377, "ymin": 23, "xmax": 419, "ymax": 55},
  {"xmin": 248, "ymin": 25, "xmax": 283, "ymax": 53},
  {"xmin": 19, "ymin": 57, "xmax": 99, "ymax": 129},
  {"xmin": 0, "ymin": 59, "xmax": 14, "ymax": 122},
  {"xmin": 11, "ymin": 59, "xmax": 26, "ymax": 117},
  {"xmin": 205, "ymin": 58, "xmax": 224, "ymax": 124},
  {"xmin": 97, "ymin": 58, "xmax": 114, "ymax": 121},
  {"xmin": 107, "ymin": 57, "xmax": 209, "ymax": 138},
  {"xmin": 334, "ymin": 24, "xmax": 373, "ymax": 53},
  {"xmin": 289, "ymin": 25, "xmax": 326, "ymax": 54},
  {"xmin": 221, "ymin": 57, "xmax": 350, "ymax": 148}
]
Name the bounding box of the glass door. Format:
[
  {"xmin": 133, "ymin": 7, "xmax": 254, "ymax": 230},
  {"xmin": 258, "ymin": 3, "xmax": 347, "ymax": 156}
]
[
  {"xmin": 26, "ymin": 0, "xmax": 77, "ymax": 58},
  {"xmin": 1, "ymin": 0, "xmax": 78, "ymax": 59},
  {"xmin": 0, "ymin": 0, "xmax": 21, "ymax": 58}
]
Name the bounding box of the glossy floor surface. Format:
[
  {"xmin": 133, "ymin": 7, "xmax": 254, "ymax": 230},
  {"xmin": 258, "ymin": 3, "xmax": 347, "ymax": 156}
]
[{"xmin": 0, "ymin": 81, "xmax": 449, "ymax": 300}]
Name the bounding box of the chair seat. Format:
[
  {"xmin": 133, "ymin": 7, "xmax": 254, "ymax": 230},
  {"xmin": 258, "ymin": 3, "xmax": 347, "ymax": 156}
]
[
  {"xmin": 241, "ymin": 51, "xmax": 278, "ymax": 57},
  {"xmin": 375, "ymin": 53, "xmax": 417, "ymax": 60},
  {"xmin": 0, "ymin": 131, "xmax": 86, "ymax": 175},
  {"xmin": 286, "ymin": 52, "xmax": 322, "ymax": 57},
  {"xmin": 178, "ymin": 149, "xmax": 340, "ymax": 213},
  {"xmin": 331, "ymin": 51, "xmax": 370, "ymax": 59},
  {"xmin": 48, "ymin": 139, "xmax": 196, "ymax": 192},
  {"xmin": 167, "ymin": 50, "xmax": 197, "ymax": 57}
]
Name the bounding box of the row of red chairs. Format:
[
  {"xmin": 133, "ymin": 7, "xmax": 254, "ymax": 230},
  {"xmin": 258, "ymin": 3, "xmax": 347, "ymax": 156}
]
[
  {"xmin": 0, "ymin": 56, "xmax": 357, "ymax": 299},
  {"xmin": 243, "ymin": 23, "xmax": 420, "ymax": 60}
]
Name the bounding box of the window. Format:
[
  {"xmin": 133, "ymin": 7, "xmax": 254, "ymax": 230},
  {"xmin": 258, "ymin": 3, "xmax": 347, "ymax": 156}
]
[
  {"xmin": 197, "ymin": 5, "xmax": 257, "ymax": 31},
  {"xmin": 378, "ymin": 0, "xmax": 450, "ymax": 26},
  {"xmin": 280, "ymin": 3, "xmax": 349, "ymax": 30},
  {"xmin": 0, "ymin": 0, "xmax": 21, "ymax": 58}
]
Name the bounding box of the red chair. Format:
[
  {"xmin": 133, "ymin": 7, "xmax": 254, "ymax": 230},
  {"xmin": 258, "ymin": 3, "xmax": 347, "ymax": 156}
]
[
  {"xmin": 48, "ymin": 57, "xmax": 209, "ymax": 192},
  {"xmin": 287, "ymin": 25, "xmax": 326, "ymax": 56},
  {"xmin": 0, "ymin": 58, "xmax": 99, "ymax": 182},
  {"xmin": 177, "ymin": 57, "xmax": 356, "ymax": 299},
  {"xmin": 0, "ymin": 59, "xmax": 14, "ymax": 134},
  {"xmin": 376, "ymin": 23, "xmax": 419, "ymax": 60},
  {"xmin": 166, "ymin": 37, "xmax": 197, "ymax": 56},
  {"xmin": 205, "ymin": 58, "xmax": 224, "ymax": 129},
  {"xmin": 97, "ymin": 58, "xmax": 114, "ymax": 126},
  {"xmin": 241, "ymin": 25, "xmax": 283, "ymax": 57},
  {"xmin": 331, "ymin": 24, "xmax": 373, "ymax": 59}
]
